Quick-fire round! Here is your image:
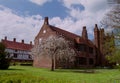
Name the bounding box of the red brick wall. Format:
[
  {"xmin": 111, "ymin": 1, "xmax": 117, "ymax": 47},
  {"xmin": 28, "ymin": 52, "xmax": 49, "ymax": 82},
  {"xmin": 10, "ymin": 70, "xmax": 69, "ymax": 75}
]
[
  {"xmin": 33, "ymin": 55, "xmax": 52, "ymax": 68},
  {"xmin": 33, "ymin": 24, "xmax": 57, "ymax": 68}
]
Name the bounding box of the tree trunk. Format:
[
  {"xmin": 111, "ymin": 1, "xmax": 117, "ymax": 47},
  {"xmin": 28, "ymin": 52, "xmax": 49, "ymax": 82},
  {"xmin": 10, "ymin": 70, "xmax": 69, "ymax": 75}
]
[{"xmin": 51, "ymin": 55, "xmax": 55, "ymax": 71}]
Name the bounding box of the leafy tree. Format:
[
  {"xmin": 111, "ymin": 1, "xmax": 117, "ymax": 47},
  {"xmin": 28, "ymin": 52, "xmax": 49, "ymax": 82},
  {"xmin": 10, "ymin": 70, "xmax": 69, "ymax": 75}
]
[
  {"xmin": 0, "ymin": 42, "xmax": 10, "ymax": 69},
  {"xmin": 101, "ymin": 0, "xmax": 120, "ymax": 66},
  {"xmin": 32, "ymin": 36, "xmax": 76, "ymax": 71},
  {"xmin": 106, "ymin": 49, "xmax": 120, "ymax": 64}
]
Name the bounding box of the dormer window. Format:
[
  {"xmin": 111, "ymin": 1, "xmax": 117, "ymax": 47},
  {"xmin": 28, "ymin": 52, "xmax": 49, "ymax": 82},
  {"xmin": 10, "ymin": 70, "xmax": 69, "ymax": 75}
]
[{"xmin": 43, "ymin": 30, "xmax": 46, "ymax": 33}]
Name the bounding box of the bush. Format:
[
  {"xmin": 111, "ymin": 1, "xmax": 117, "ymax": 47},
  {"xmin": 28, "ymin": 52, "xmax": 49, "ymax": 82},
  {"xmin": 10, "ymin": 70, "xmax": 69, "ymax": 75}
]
[
  {"xmin": 114, "ymin": 65, "xmax": 120, "ymax": 70},
  {"xmin": 0, "ymin": 42, "xmax": 10, "ymax": 70},
  {"xmin": 0, "ymin": 59, "xmax": 10, "ymax": 70}
]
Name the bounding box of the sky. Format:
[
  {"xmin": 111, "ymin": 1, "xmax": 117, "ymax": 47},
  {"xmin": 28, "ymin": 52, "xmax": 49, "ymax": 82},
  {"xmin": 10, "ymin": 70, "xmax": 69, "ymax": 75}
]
[{"xmin": 0, "ymin": 0, "xmax": 110, "ymax": 43}]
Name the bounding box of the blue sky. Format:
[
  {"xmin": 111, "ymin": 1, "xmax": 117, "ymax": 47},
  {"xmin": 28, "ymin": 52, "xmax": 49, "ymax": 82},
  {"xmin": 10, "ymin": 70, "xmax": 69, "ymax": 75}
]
[
  {"xmin": 0, "ymin": 0, "xmax": 69, "ymax": 18},
  {"xmin": 0, "ymin": 0, "xmax": 110, "ymax": 43}
]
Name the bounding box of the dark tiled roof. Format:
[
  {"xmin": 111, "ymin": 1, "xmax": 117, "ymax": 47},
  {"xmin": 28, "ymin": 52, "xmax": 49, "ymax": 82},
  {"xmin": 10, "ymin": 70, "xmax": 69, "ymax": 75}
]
[
  {"xmin": 49, "ymin": 25, "xmax": 94, "ymax": 47},
  {"xmin": 50, "ymin": 25, "xmax": 80, "ymax": 40},
  {"xmin": 2, "ymin": 40, "xmax": 33, "ymax": 51}
]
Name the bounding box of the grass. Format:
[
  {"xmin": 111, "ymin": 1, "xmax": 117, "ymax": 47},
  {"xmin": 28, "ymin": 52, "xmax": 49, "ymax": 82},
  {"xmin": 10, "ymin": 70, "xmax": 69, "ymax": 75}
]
[{"xmin": 0, "ymin": 66, "xmax": 120, "ymax": 83}]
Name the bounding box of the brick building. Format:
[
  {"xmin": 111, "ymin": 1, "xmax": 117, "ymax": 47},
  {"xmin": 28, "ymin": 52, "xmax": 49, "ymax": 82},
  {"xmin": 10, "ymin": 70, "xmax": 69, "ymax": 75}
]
[
  {"xmin": 33, "ymin": 17, "xmax": 102, "ymax": 68},
  {"xmin": 1, "ymin": 37, "xmax": 33, "ymax": 64},
  {"xmin": 33, "ymin": 17, "xmax": 114, "ymax": 68}
]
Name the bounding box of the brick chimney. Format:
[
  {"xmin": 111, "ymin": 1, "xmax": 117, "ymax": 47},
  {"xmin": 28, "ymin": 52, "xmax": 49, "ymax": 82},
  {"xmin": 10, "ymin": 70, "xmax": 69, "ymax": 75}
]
[
  {"xmin": 30, "ymin": 41, "xmax": 32, "ymax": 45},
  {"xmin": 82, "ymin": 26, "xmax": 88, "ymax": 40},
  {"xmin": 21, "ymin": 40, "xmax": 24, "ymax": 44},
  {"xmin": 44, "ymin": 17, "xmax": 49, "ymax": 25},
  {"xmin": 13, "ymin": 38, "xmax": 16, "ymax": 42},
  {"xmin": 95, "ymin": 24, "xmax": 98, "ymax": 28},
  {"xmin": 4, "ymin": 36, "xmax": 7, "ymax": 40},
  {"xmin": 94, "ymin": 24, "xmax": 99, "ymax": 49}
]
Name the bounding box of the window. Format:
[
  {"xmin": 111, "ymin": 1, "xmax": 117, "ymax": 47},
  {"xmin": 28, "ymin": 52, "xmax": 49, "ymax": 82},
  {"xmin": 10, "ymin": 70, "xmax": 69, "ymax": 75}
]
[
  {"xmin": 13, "ymin": 53, "xmax": 17, "ymax": 58},
  {"xmin": 76, "ymin": 44, "xmax": 86, "ymax": 52},
  {"xmin": 29, "ymin": 55, "xmax": 32, "ymax": 59},
  {"xmin": 39, "ymin": 38, "xmax": 42, "ymax": 43},
  {"xmin": 89, "ymin": 47, "xmax": 93, "ymax": 54},
  {"xmin": 15, "ymin": 49, "xmax": 18, "ymax": 52},
  {"xmin": 43, "ymin": 30, "xmax": 46, "ymax": 33},
  {"xmin": 89, "ymin": 58, "xmax": 94, "ymax": 65},
  {"xmin": 77, "ymin": 57, "xmax": 87, "ymax": 65}
]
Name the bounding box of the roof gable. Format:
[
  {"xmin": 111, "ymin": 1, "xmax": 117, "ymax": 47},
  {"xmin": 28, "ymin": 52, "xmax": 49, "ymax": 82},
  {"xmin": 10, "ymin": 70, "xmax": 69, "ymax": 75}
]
[
  {"xmin": 35, "ymin": 17, "xmax": 95, "ymax": 47},
  {"xmin": 49, "ymin": 25, "xmax": 94, "ymax": 47}
]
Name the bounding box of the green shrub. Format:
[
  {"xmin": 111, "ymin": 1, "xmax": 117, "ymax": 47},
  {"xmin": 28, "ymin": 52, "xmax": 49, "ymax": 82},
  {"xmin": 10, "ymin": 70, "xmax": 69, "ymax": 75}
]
[
  {"xmin": 0, "ymin": 42, "xmax": 10, "ymax": 70},
  {"xmin": 0, "ymin": 59, "xmax": 10, "ymax": 70},
  {"xmin": 113, "ymin": 65, "xmax": 120, "ymax": 70}
]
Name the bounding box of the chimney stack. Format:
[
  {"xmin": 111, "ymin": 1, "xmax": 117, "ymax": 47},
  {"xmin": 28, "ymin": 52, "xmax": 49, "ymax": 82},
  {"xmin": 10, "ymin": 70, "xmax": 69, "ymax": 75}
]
[
  {"xmin": 5, "ymin": 36, "xmax": 7, "ymax": 40},
  {"xmin": 94, "ymin": 24, "xmax": 99, "ymax": 31},
  {"xmin": 95, "ymin": 24, "xmax": 98, "ymax": 28},
  {"xmin": 44, "ymin": 17, "xmax": 49, "ymax": 25},
  {"xmin": 22, "ymin": 39, "xmax": 24, "ymax": 44},
  {"xmin": 13, "ymin": 38, "xmax": 16, "ymax": 42},
  {"xmin": 94, "ymin": 24, "xmax": 100, "ymax": 49},
  {"xmin": 82, "ymin": 26, "xmax": 88, "ymax": 40},
  {"xmin": 30, "ymin": 41, "xmax": 32, "ymax": 45}
]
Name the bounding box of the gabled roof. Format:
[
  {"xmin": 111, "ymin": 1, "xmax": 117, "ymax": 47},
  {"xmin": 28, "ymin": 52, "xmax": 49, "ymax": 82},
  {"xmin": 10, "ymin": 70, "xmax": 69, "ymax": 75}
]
[
  {"xmin": 49, "ymin": 25, "xmax": 80, "ymax": 41},
  {"xmin": 49, "ymin": 25, "xmax": 94, "ymax": 47},
  {"xmin": 36, "ymin": 17, "xmax": 94, "ymax": 47},
  {"xmin": 2, "ymin": 40, "xmax": 33, "ymax": 51}
]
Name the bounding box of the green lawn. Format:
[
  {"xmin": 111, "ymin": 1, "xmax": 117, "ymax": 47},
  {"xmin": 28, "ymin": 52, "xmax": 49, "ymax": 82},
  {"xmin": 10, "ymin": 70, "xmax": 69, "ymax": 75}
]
[{"xmin": 0, "ymin": 66, "xmax": 120, "ymax": 83}]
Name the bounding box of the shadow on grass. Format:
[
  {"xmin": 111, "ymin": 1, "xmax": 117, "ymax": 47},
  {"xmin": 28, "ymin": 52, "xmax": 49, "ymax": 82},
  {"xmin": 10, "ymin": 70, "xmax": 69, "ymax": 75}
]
[
  {"xmin": 5, "ymin": 67, "xmax": 25, "ymax": 71},
  {"xmin": 71, "ymin": 70, "xmax": 96, "ymax": 74},
  {"xmin": 0, "ymin": 68, "xmax": 24, "ymax": 71},
  {"xmin": 49, "ymin": 69, "xmax": 99, "ymax": 74},
  {"xmin": 8, "ymin": 68, "xmax": 25, "ymax": 71}
]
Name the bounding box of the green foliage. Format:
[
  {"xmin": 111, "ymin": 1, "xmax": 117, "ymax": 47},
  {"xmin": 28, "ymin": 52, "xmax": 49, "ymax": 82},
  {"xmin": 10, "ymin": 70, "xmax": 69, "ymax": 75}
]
[
  {"xmin": 0, "ymin": 42, "xmax": 10, "ymax": 70},
  {"xmin": 0, "ymin": 42, "xmax": 6, "ymax": 51},
  {"xmin": 104, "ymin": 32, "xmax": 120, "ymax": 66},
  {"xmin": 101, "ymin": 0, "xmax": 120, "ymax": 68},
  {"xmin": 107, "ymin": 49, "xmax": 120, "ymax": 64},
  {"xmin": 101, "ymin": 31, "xmax": 119, "ymax": 67}
]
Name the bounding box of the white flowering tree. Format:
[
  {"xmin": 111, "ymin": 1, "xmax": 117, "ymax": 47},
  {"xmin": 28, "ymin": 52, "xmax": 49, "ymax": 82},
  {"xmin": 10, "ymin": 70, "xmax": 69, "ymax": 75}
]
[{"xmin": 32, "ymin": 36, "xmax": 76, "ymax": 71}]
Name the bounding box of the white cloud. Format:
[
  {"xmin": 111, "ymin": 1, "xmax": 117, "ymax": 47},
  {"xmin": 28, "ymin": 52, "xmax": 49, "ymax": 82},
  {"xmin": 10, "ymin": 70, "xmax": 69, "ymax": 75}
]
[
  {"xmin": 60, "ymin": 0, "xmax": 109, "ymax": 21},
  {"xmin": 0, "ymin": 5, "xmax": 43, "ymax": 43},
  {"xmin": 29, "ymin": 0, "xmax": 52, "ymax": 6},
  {"xmin": 50, "ymin": 16, "xmax": 96, "ymax": 37},
  {"xmin": 55, "ymin": 0, "xmax": 111, "ymax": 38},
  {"xmin": 0, "ymin": 0, "xmax": 112, "ymax": 43},
  {"xmin": 60, "ymin": 0, "xmax": 108, "ymax": 12},
  {"xmin": 50, "ymin": 17, "xmax": 76, "ymax": 32}
]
